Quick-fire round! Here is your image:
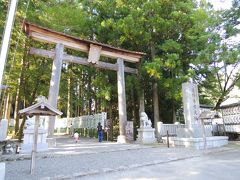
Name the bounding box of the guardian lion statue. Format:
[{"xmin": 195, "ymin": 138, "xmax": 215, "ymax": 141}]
[{"xmin": 140, "ymin": 112, "xmax": 152, "ymax": 128}]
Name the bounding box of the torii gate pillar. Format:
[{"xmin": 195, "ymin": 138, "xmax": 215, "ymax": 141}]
[
  {"xmin": 117, "ymin": 58, "xmax": 127, "ymax": 143},
  {"xmin": 46, "ymin": 43, "xmax": 64, "ymax": 137}
]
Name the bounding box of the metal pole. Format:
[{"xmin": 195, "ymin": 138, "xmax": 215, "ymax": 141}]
[
  {"xmin": 0, "ymin": 0, "xmax": 18, "ymax": 88},
  {"xmin": 30, "ymin": 115, "xmax": 39, "ymax": 174}
]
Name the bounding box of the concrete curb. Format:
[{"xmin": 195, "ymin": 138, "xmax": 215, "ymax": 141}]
[{"xmin": 0, "ymin": 162, "xmax": 5, "ymax": 180}]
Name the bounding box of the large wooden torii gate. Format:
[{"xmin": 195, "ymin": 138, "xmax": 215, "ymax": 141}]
[{"xmin": 23, "ymin": 22, "xmax": 145, "ymax": 143}]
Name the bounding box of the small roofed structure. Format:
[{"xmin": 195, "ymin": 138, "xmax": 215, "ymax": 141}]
[
  {"xmin": 19, "ymin": 96, "xmax": 62, "ymax": 175},
  {"xmin": 19, "ymin": 96, "xmax": 62, "ymax": 116},
  {"xmin": 199, "ymin": 111, "xmax": 222, "ymax": 119}
]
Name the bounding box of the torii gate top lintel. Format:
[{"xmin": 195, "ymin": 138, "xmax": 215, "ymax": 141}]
[{"xmin": 23, "ymin": 21, "xmax": 145, "ymax": 63}]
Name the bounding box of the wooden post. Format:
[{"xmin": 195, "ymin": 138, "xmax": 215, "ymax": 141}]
[
  {"xmin": 167, "ymin": 130, "xmax": 169, "ymax": 148},
  {"xmin": 30, "ymin": 115, "xmax": 39, "ymax": 174},
  {"xmin": 46, "ymin": 43, "xmax": 64, "ymax": 137},
  {"xmin": 117, "ymin": 58, "xmax": 127, "ymax": 143}
]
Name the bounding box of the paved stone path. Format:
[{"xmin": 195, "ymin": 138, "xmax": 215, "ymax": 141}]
[{"xmin": 3, "ymin": 136, "xmax": 236, "ymax": 180}]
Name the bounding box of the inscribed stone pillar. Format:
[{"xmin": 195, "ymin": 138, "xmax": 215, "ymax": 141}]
[
  {"xmin": 46, "ymin": 43, "xmax": 64, "ymax": 137},
  {"xmin": 182, "ymin": 82, "xmax": 200, "ymax": 128},
  {"xmin": 117, "ymin": 58, "xmax": 127, "ymax": 143}
]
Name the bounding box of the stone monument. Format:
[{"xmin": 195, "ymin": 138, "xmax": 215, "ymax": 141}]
[
  {"xmin": 177, "ymin": 82, "xmax": 212, "ymax": 138},
  {"xmin": 126, "ymin": 121, "xmax": 134, "ymax": 141},
  {"xmin": 164, "ymin": 82, "xmax": 228, "ymax": 149},
  {"xmin": 21, "ymin": 124, "xmax": 48, "ymax": 153},
  {"xmin": 0, "ymin": 119, "xmax": 8, "ymax": 141},
  {"xmin": 137, "ymin": 112, "xmax": 156, "ymax": 144}
]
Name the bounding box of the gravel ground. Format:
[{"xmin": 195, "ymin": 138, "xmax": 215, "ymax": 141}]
[
  {"xmin": 4, "ymin": 136, "xmax": 234, "ymax": 180},
  {"xmin": 79, "ymin": 149, "xmax": 240, "ymax": 180}
]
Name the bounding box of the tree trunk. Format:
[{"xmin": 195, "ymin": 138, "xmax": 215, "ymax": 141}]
[
  {"xmin": 18, "ymin": 116, "xmax": 26, "ymax": 141},
  {"xmin": 131, "ymin": 83, "xmax": 138, "ymax": 140},
  {"xmin": 79, "ymin": 72, "xmax": 83, "ymax": 116},
  {"xmin": 1, "ymin": 92, "xmax": 8, "ymax": 119},
  {"xmin": 108, "ymin": 102, "xmax": 113, "ymax": 141},
  {"xmin": 172, "ymin": 103, "xmax": 176, "ymax": 123},
  {"xmin": 137, "ymin": 61, "xmax": 145, "ymax": 114},
  {"xmin": 14, "ymin": 58, "xmax": 26, "ymax": 135},
  {"xmin": 13, "ymin": 39, "xmax": 28, "ymax": 136},
  {"xmin": 153, "ymin": 82, "xmax": 160, "ymax": 136},
  {"xmin": 139, "ymin": 91, "xmax": 145, "ymax": 114},
  {"xmin": 67, "ymin": 66, "xmax": 71, "ymax": 119},
  {"xmin": 4, "ymin": 92, "xmax": 11, "ymax": 120},
  {"xmin": 150, "ymin": 42, "xmax": 161, "ymax": 137},
  {"xmin": 88, "ymin": 74, "xmax": 92, "ymax": 115},
  {"xmin": 66, "ymin": 65, "xmax": 71, "ymax": 134},
  {"xmin": 13, "ymin": 85, "xmax": 20, "ymax": 133}
]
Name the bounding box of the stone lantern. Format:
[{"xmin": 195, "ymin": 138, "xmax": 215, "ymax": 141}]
[{"xmin": 19, "ymin": 96, "xmax": 62, "ymax": 174}]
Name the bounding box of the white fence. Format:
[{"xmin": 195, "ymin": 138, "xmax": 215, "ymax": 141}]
[
  {"xmin": 224, "ymin": 125, "xmax": 240, "ymax": 133},
  {"xmin": 55, "ymin": 112, "xmax": 107, "ymax": 129},
  {"xmin": 72, "ymin": 112, "xmax": 106, "ymax": 129},
  {"xmin": 157, "ymin": 123, "xmax": 186, "ymax": 136},
  {"xmin": 221, "ymin": 104, "xmax": 240, "ymax": 134}
]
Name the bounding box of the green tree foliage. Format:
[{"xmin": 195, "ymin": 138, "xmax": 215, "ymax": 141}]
[
  {"xmin": 195, "ymin": 1, "xmax": 240, "ymax": 109},
  {"xmin": 1, "ymin": 0, "xmax": 239, "ymax": 139}
]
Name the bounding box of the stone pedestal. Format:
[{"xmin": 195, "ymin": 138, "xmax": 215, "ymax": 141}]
[
  {"xmin": 117, "ymin": 135, "xmax": 127, "ymax": 143},
  {"xmin": 137, "ymin": 128, "xmax": 157, "ymax": 144},
  {"xmin": 0, "ymin": 119, "xmax": 8, "ymax": 141},
  {"xmin": 126, "ymin": 121, "xmax": 134, "ymax": 141},
  {"xmin": 176, "ymin": 125, "xmax": 212, "ymax": 138},
  {"xmin": 21, "ymin": 126, "xmax": 48, "ymax": 153},
  {"xmin": 46, "ymin": 137, "xmax": 56, "ymax": 147},
  {"xmin": 163, "ymin": 136, "xmax": 228, "ymax": 150}
]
